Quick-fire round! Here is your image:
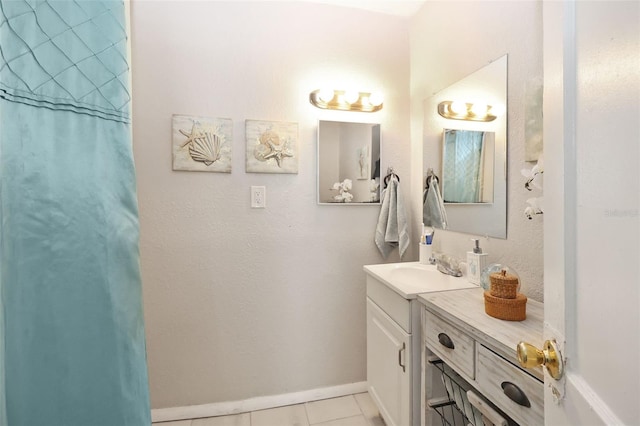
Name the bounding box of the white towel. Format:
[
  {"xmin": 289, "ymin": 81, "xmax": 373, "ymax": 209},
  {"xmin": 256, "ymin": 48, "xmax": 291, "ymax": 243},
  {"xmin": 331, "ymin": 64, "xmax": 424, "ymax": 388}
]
[
  {"xmin": 423, "ymin": 179, "xmax": 448, "ymax": 230},
  {"xmin": 375, "ymin": 177, "xmax": 410, "ymax": 259}
]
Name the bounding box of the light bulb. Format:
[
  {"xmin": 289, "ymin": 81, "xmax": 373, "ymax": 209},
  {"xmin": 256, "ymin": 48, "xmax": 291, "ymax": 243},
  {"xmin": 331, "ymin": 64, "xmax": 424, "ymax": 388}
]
[
  {"xmin": 344, "ymin": 90, "xmax": 360, "ymax": 104},
  {"xmin": 369, "ymin": 92, "xmax": 384, "ymax": 107},
  {"xmin": 318, "ymin": 88, "xmax": 335, "ymax": 103},
  {"xmin": 470, "ymin": 103, "xmax": 488, "ymax": 117},
  {"xmin": 449, "ymin": 101, "xmax": 467, "ymax": 115}
]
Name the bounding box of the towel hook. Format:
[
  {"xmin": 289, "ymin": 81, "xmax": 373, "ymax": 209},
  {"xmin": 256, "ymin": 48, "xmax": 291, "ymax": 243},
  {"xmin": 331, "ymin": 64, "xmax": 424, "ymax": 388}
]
[
  {"xmin": 384, "ymin": 167, "xmax": 400, "ymax": 188},
  {"xmin": 425, "ymin": 168, "xmax": 439, "ymax": 190},
  {"xmin": 423, "ymin": 168, "xmax": 441, "ymax": 203}
]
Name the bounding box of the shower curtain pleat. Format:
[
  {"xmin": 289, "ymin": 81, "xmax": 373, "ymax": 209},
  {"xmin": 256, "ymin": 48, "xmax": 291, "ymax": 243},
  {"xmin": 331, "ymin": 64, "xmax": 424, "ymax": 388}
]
[{"xmin": 0, "ymin": 1, "xmax": 150, "ymax": 425}]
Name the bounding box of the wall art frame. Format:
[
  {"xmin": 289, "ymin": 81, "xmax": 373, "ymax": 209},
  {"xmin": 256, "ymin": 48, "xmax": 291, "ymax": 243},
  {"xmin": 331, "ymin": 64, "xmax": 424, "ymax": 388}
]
[
  {"xmin": 245, "ymin": 119, "xmax": 298, "ymax": 174},
  {"xmin": 172, "ymin": 114, "xmax": 233, "ymax": 173}
]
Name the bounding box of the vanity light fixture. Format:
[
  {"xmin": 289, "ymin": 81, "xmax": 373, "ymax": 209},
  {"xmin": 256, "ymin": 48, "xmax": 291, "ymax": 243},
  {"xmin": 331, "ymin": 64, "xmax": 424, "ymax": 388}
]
[
  {"xmin": 437, "ymin": 100, "xmax": 503, "ymax": 122},
  {"xmin": 309, "ymin": 89, "xmax": 384, "ymax": 112}
]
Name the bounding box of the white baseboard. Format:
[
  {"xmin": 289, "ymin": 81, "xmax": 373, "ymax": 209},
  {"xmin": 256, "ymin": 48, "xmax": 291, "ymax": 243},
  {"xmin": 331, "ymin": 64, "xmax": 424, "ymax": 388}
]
[{"xmin": 151, "ymin": 381, "xmax": 368, "ymax": 422}]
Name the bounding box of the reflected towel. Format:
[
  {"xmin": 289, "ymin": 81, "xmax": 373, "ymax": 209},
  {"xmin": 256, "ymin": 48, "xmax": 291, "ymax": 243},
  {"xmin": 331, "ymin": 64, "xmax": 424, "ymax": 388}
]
[
  {"xmin": 423, "ymin": 180, "xmax": 448, "ymax": 229},
  {"xmin": 375, "ymin": 177, "xmax": 410, "ymax": 259}
]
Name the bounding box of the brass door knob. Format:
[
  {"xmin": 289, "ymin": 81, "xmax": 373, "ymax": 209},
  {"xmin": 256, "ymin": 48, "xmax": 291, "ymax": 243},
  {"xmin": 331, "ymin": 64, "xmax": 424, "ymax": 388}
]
[{"xmin": 517, "ymin": 340, "xmax": 564, "ymax": 380}]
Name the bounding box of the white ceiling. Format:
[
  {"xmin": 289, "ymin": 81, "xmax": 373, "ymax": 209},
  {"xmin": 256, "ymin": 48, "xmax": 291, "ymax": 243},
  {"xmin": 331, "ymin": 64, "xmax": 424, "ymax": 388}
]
[{"xmin": 298, "ymin": 0, "xmax": 426, "ymax": 17}]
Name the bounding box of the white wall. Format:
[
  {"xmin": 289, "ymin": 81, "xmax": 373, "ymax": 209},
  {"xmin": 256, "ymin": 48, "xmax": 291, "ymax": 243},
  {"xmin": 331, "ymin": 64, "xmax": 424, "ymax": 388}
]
[
  {"xmin": 131, "ymin": 1, "xmax": 411, "ymax": 409},
  {"xmin": 409, "ymin": 1, "xmax": 544, "ymax": 300}
]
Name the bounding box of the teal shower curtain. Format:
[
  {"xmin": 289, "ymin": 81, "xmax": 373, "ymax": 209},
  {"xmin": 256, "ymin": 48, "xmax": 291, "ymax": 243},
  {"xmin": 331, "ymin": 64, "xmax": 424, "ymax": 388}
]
[
  {"xmin": 442, "ymin": 130, "xmax": 485, "ymax": 203},
  {"xmin": 0, "ymin": 1, "xmax": 150, "ymax": 425}
]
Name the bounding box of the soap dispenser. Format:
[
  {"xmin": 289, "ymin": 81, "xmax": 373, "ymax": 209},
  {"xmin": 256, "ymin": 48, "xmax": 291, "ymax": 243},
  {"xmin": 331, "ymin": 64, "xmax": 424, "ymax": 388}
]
[{"xmin": 467, "ymin": 239, "xmax": 487, "ymax": 285}]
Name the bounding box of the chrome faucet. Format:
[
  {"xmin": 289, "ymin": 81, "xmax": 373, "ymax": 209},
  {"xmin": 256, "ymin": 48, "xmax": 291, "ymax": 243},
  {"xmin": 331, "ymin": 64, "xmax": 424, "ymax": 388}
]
[{"xmin": 435, "ymin": 254, "xmax": 463, "ymax": 277}]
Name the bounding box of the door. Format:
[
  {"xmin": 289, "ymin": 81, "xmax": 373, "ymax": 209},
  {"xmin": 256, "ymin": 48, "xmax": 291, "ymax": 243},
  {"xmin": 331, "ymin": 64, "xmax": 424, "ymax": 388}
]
[
  {"xmin": 366, "ymin": 299, "xmax": 411, "ymax": 426},
  {"xmin": 542, "ymin": 2, "xmax": 639, "ymax": 425}
]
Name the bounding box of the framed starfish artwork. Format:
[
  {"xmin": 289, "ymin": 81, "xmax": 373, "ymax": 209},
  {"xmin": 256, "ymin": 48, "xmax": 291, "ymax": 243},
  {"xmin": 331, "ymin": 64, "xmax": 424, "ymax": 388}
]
[
  {"xmin": 245, "ymin": 119, "xmax": 298, "ymax": 174},
  {"xmin": 172, "ymin": 115, "xmax": 232, "ymax": 172}
]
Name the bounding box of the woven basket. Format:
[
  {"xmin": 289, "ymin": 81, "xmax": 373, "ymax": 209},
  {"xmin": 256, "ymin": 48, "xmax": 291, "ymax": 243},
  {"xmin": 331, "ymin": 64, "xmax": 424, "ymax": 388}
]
[
  {"xmin": 489, "ymin": 270, "xmax": 519, "ymax": 299},
  {"xmin": 484, "ymin": 291, "xmax": 527, "ymax": 321}
]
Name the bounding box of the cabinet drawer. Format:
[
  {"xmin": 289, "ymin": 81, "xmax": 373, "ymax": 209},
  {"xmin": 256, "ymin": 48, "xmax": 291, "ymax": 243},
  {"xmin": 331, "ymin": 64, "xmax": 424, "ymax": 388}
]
[
  {"xmin": 424, "ymin": 310, "xmax": 474, "ymax": 379},
  {"xmin": 475, "ymin": 345, "xmax": 543, "ymax": 426},
  {"xmin": 366, "ymin": 276, "xmax": 411, "ymax": 333}
]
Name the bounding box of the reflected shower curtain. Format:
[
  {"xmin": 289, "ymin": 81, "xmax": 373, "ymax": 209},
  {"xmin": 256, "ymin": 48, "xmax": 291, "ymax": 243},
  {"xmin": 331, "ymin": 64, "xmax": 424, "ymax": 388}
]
[
  {"xmin": 0, "ymin": 1, "xmax": 150, "ymax": 425},
  {"xmin": 442, "ymin": 130, "xmax": 485, "ymax": 203}
]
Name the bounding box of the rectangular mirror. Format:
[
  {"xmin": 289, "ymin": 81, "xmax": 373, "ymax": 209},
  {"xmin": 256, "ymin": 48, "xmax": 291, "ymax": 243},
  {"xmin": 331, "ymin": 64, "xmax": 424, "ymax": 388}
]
[
  {"xmin": 442, "ymin": 129, "xmax": 495, "ymax": 204},
  {"xmin": 423, "ymin": 54, "xmax": 507, "ymax": 238},
  {"xmin": 317, "ymin": 121, "xmax": 381, "ymax": 204}
]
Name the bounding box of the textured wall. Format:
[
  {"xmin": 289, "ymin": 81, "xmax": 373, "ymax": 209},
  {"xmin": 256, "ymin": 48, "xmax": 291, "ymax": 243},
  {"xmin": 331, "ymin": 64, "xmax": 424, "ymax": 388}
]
[
  {"xmin": 131, "ymin": 1, "xmax": 411, "ymax": 409},
  {"xmin": 409, "ymin": 2, "xmax": 544, "ymax": 301}
]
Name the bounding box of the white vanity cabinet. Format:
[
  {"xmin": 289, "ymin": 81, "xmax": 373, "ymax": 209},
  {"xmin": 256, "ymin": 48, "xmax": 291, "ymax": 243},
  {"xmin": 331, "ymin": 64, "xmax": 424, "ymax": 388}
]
[
  {"xmin": 419, "ymin": 288, "xmax": 544, "ymax": 426},
  {"xmin": 364, "ymin": 263, "xmax": 477, "ymax": 426},
  {"xmin": 366, "ymin": 296, "xmax": 412, "ymax": 426},
  {"xmin": 365, "ymin": 273, "xmax": 421, "ymax": 426}
]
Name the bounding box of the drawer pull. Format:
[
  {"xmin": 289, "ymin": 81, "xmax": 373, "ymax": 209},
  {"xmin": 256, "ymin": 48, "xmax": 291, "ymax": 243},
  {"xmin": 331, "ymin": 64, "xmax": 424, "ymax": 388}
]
[
  {"xmin": 438, "ymin": 333, "xmax": 455, "ymax": 349},
  {"xmin": 501, "ymin": 381, "xmax": 531, "ymax": 407},
  {"xmin": 398, "ymin": 343, "xmax": 406, "ymax": 372}
]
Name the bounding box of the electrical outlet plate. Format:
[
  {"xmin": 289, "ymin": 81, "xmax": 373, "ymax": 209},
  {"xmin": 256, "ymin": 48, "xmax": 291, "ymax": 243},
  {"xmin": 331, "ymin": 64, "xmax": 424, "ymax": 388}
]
[{"xmin": 251, "ymin": 186, "xmax": 266, "ymax": 208}]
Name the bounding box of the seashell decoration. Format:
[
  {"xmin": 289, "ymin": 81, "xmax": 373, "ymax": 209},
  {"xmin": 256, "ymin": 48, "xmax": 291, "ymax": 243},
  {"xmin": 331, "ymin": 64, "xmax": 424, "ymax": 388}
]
[
  {"xmin": 172, "ymin": 115, "xmax": 232, "ymax": 173},
  {"xmin": 179, "ymin": 123, "xmax": 222, "ymax": 166},
  {"xmin": 260, "ymin": 130, "xmax": 280, "ymax": 147},
  {"xmin": 188, "ymin": 132, "xmax": 221, "ymax": 166},
  {"xmin": 253, "ymin": 129, "xmax": 293, "ymax": 168},
  {"xmin": 245, "ymin": 120, "xmax": 298, "ymax": 174}
]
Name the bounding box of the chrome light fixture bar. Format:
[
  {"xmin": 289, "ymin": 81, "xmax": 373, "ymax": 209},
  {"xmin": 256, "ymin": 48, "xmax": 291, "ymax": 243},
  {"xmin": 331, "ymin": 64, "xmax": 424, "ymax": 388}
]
[
  {"xmin": 309, "ymin": 89, "xmax": 383, "ymax": 112},
  {"xmin": 437, "ymin": 100, "xmax": 500, "ymax": 122}
]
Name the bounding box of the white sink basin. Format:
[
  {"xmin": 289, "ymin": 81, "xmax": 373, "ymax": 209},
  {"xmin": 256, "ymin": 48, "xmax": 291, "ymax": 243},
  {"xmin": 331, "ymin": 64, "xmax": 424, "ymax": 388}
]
[
  {"xmin": 363, "ymin": 262, "xmax": 478, "ymax": 299},
  {"xmin": 388, "ymin": 263, "xmax": 443, "ymax": 282}
]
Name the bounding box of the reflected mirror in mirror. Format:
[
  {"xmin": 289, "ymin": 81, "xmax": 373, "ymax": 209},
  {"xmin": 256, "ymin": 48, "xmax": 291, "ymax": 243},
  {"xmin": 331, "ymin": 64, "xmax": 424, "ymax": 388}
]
[
  {"xmin": 423, "ymin": 54, "xmax": 507, "ymax": 238},
  {"xmin": 442, "ymin": 129, "xmax": 495, "ymax": 204},
  {"xmin": 317, "ymin": 121, "xmax": 381, "ymax": 204}
]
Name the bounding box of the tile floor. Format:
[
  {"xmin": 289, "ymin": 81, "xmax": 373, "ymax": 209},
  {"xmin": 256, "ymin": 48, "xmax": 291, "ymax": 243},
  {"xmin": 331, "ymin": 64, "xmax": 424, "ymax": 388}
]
[{"xmin": 153, "ymin": 393, "xmax": 385, "ymax": 426}]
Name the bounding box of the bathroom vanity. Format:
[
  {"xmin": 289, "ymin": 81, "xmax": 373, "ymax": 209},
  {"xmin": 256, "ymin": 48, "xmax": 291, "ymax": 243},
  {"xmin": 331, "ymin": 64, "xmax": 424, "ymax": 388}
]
[
  {"xmin": 363, "ymin": 262, "xmax": 477, "ymax": 426},
  {"xmin": 420, "ymin": 288, "xmax": 544, "ymax": 425},
  {"xmin": 364, "ymin": 262, "xmax": 544, "ymax": 426}
]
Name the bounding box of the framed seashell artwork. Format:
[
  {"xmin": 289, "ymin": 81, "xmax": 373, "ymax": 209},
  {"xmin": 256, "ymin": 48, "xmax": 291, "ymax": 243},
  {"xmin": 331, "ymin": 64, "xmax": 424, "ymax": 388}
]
[
  {"xmin": 245, "ymin": 119, "xmax": 298, "ymax": 174},
  {"xmin": 172, "ymin": 115, "xmax": 232, "ymax": 172}
]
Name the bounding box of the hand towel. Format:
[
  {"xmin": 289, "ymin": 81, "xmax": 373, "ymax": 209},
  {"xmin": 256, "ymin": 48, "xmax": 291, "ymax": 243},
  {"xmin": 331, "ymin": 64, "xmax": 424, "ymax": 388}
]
[
  {"xmin": 423, "ymin": 179, "xmax": 448, "ymax": 230},
  {"xmin": 375, "ymin": 177, "xmax": 410, "ymax": 259}
]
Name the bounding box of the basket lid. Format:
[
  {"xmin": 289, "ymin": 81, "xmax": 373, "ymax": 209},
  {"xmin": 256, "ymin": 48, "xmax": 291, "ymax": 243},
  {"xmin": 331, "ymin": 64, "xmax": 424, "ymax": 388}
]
[{"xmin": 490, "ymin": 269, "xmax": 519, "ymax": 285}]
